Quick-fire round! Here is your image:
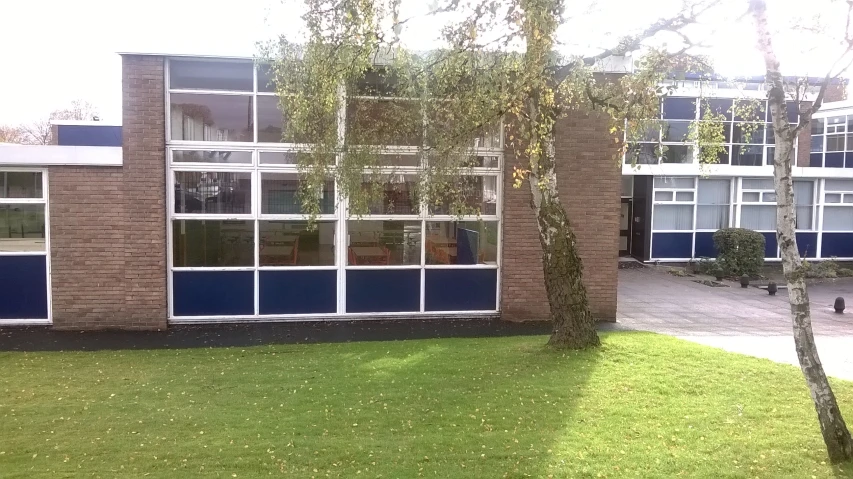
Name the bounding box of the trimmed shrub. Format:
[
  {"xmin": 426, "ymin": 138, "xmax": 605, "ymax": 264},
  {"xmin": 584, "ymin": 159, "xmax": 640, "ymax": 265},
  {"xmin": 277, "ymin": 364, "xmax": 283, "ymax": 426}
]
[{"xmin": 713, "ymin": 228, "xmax": 765, "ymax": 278}]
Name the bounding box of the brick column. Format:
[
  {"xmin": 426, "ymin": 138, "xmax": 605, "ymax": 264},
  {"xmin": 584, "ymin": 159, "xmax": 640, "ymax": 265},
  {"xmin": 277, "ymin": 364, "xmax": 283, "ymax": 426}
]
[
  {"xmin": 48, "ymin": 55, "xmax": 167, "ymax": 330},
  {"xmin": 500, "ymin": 110, "xmax": 620, "ymax": 322}
]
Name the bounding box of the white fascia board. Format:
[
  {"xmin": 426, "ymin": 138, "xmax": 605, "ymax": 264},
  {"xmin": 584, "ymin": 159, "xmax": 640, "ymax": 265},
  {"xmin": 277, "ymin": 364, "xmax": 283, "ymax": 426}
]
[
  {"xmin": 622, "ymin": 163, "xmax": 853, "ymax": 179},
  {"xmin": 0, "ymin": 145, "xmax": 122, "ymax": 166},
  {"xmin": 50, "ymin": 120, "xmax": 121, "ymax": 127}
]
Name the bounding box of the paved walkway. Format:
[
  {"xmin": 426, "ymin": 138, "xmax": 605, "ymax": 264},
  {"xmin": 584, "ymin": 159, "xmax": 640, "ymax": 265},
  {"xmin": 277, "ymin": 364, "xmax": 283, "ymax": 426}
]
[{"xmin": 617, "ymin": 266, "xmax": 853, "ymax": 380}]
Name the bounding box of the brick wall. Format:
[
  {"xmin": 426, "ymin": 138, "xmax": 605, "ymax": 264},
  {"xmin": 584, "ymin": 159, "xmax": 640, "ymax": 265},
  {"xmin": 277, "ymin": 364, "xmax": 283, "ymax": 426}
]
[
  {"xmin": 501, "ymin": 109, "xmax": 620, "ymax": 322},
  {"xmin": 49, "ymin": 55, "xmax": 167, "ymax": 330}
]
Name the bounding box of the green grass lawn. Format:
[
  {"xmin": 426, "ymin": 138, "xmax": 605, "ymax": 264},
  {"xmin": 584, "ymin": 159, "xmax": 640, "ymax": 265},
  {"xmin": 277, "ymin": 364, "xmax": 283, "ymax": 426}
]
[{"xmin": 1, "ymin": 332, "xmax": 852, "ymax": 478}]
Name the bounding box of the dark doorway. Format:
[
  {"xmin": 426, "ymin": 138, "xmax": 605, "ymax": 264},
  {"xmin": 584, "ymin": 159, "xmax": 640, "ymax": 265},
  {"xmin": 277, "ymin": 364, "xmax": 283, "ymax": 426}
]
[{"xmin": 619, "ymin": 198, "xmax": 632, "ymax": 256}]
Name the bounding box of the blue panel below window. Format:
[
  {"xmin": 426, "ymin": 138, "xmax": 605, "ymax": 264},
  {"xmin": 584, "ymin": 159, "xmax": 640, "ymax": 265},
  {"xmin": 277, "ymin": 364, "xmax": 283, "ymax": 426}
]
[
  {"xmin": 694, "ymin": 232, "xmax": 717, "ymax": 258},
  {"xmin": 56, "ymin": 125, "xmax": 122, "ymax": 147},
  {"xmin": 173, "ymin": 270, "xmax": 254, "ymax": 316},
  {"xmin": 796, "ymin": 232, "xmax": 818, "ymax": 258},
  {"xmin": 761, "ymin": 232, "xmax": 778, "ymax": 258},
  {"xmin": 425, "ymin": 269, "xmax": 497, "ymax": 312},
  {"xmin": 0, "ymin": 256, "xmax": 48, "ymax": 319},
  {"xmin": 846, "ymin": 152, "xmax": 853, "ymax": 168},
  {"xmin": 346, "ymin": 269, "xmax": 420, "ymax": 313},
  {"xmin": 822, "ymin": 233, "xmax": 853, "ymax": 258},
  {"xmin": 826, "ymin": 152, "xmax": 845, "ymax": 168},
  {"xmin": 811, "ymin": 153, "xmax": 824, "ymax": 167},
  {"xmin": 651, "ymin": 233, "xmax": 693, "ymax": 259},
  {"xmin": 259, "ymin": 270, "xmax": 336, "ymax": 315}
]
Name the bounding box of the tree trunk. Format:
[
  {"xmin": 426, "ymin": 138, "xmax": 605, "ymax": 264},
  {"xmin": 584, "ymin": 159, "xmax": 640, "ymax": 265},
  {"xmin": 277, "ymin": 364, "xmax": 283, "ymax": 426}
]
[
  {"xmin": 751, "ymin": 0, "xmax": 853, "ymax": 462},
  {"xmin": 527, "ymin": 128, "xmax": 600, "ymax": 349}
]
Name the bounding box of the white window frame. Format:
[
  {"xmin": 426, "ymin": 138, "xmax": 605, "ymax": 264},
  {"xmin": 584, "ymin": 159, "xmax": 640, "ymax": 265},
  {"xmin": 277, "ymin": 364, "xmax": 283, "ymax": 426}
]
[
  {"xmin": 0, "ymin": 168, "xmax": 51, "ymax": 325},
  {"xmin": 165, "ymin": 57, "xmax": 504, "ymax": 321}
]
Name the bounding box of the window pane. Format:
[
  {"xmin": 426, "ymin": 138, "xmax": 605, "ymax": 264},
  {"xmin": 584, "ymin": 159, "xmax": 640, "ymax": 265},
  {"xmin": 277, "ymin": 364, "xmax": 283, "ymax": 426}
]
[
  {"xmin": 654, "ymin": 177, "xmax": 694, "ymax": 189},
  {"xmin": 732, "ymin": 124, "xmax": 764, "ymax": 144},
  {"xmin": 625, "ymin": 143, "xmax": 657, "ymax": 164},
  {"xmin": 701, "ymin": 98, "xmax": 733, "ymax": 121},
  {"xmin": 172, "ymin": 150, "xmax": 253, "ymax": 164},
  {"xmin": 812, "ymin": 117, "xmax": 825, "ymax": 135},
  {"xmin": 823, "ymin": 206, "xmax": 853, "ymax": 231},
  {"xmin": 429, "ymin": 176, "xmax": 498, "ymax": 216},
  {"xmin": 662, "ymin": 97, "xmax": 696, "ymax": 120},
  {"xmin": 661, "ymin": 145, "xmax": 693, "ymax": 164},
  {"xmin": 259, "ymin": 151, "xmax": 298, "ymax": 165},
  {"xmin": 654, "ymin": 191, "xmax": 673, "ymax": 201},
  {"xmin": 826, "ymin": 193, "xmax": 842, "ymax": 203},
  {"xmin": 794, "ymin": 180, "xmax": 814, "ymax": 233},
  {"xmin": 697, "ymin": 205, "xmax": 729, "ymax": 229},
  {"xmin": 346, "ymin": 98, "xmax": 422, "ymax": 146},
  {"xmin": 425, "ymin": 221, "xmax": 498, "ymax": 265},
  {"xmin": 378, "ymin": 154, "xmax": 420, "ymax": 167},
  {"xmin": 472, "ymin": 123, "xmax": 502, "ymax": 149},
  {"xmin": 827, "ymin": 134, "xmax": 845, "ymax": 152},
  {"xmin": 626, "ymin": 122, "xmax": 659, "ymax": 142},
  {"xmin": 0, "ymin": 204, "xmax": 45, "ymax": 252},
  {"xmin": 742, "ymin": 192, "xmax": 760, "ymax": 202},
  {"xmin": 257, "ymin": 96, "xmax": 290, "ymax": 143},
  {"xmin": 742, "ymin": 178, "xmax": 774, "ymax": 190},
  {"xmin": 811, "ymin": 135, "xmax": 824, "ymax": 153},
  {"xmin": 826, "ymin": 179, "xmax": 853, "ymax": 192},
  {"xmin": 172, "ymin": 220, "xmax": 254, "ymax": 267},
  {"xmin": 347, "ymin": 220, "xmax": 421, "ymax": 265},
  {"xmin": 261, "ymin": 173, "xmax": 334, "ymax": 215},
  {"xmin": 662, "ymin": 121, "xmax": 691, "ymax": 142},
  {"xmin": 740, "ymin": 205, "xmax": 776, "ymax": 230},
  {"xmin": 259, "ymin": 221, "xmax": 335, "ymax": 266},
  {"xmin": 354, "ymin": 68, "xmax": 403, "ymax": 97},
  {"xmin": 732, "ymin": 145, "xmax": 763, "ymax": 166},
  {"xmin": 170, "ymin": 93, "xmax": 253, "ymax": 142},
  {"xmin": 675, "ymin": 191, "xmax": 694, "ymax": 202},
  {"xmin": 174, "ymin": 171, "xmax": 252, "ymax": 214},
  {"xmin": 698, "ymin": 179, "xmax": 730, "ymax": 205},
  {"xmin": 169, "ymin": 60, "xmax": 254, "ymax": 91},
  {"xmin": 652, "ymin": 204, "xmax": 693, "ymax": 230},
  {"xmin": 257, "ymin": 64, "xmax": 276, "ymax": 93},
  {"xmin": 1, "ymin": 172, "xmax": 42, "ymax": 199},
  {"xmin": 762, "ymin": 192, "xmax": 777, "ymax": 202},
  {"xmin": 363, "ymin": 175, "xmax": 420, "ymax": 215},
  {"xmin": 845, "ymin": 194, "xmax": 853, "ymax": 204}
]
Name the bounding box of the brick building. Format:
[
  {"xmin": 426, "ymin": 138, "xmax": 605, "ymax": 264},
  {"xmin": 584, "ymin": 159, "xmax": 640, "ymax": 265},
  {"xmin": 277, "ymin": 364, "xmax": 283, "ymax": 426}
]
[
  {"xmin": 3, "ymin": 54, "xmax": 847, "ymax": 330},
  {"xmin": 0, "ymin": 53, "xmax": 619, "ymax": 329}
]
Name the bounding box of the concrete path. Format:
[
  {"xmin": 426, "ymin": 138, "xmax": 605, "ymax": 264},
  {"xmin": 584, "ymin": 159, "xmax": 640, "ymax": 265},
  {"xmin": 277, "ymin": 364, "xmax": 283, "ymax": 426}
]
[{"xmin": 617, "ymin": 266, "xmax": 853, "ymax": 380}]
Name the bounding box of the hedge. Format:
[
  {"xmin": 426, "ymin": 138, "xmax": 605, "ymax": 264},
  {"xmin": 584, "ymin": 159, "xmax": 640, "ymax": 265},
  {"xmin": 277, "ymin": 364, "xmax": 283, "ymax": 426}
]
[{"xmin": 713, "ymin": 228, "xmax": 765, "ymax": 278}]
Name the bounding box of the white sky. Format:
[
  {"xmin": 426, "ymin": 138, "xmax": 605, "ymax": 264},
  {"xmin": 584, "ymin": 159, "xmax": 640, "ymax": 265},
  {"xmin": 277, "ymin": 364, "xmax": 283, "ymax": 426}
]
[{"xmin": 0, "ymin": 0, "xmax": 849, "ymax": 125}]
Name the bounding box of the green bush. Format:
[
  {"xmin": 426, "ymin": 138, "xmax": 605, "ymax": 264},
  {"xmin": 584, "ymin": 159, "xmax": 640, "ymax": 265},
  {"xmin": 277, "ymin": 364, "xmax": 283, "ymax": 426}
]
[
  {"xmin": 802, "ymin": 259, "xmax": 853, "ymax": 279},
  {"xmin": 713, "ymin": 228, "xmax": 765, "ymax": 278}
]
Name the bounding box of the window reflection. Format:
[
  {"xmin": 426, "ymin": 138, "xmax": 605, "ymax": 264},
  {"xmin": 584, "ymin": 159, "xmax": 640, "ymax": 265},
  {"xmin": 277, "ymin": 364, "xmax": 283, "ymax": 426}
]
[
  {"xmin": 174, "ymin": 171, "xmax": 251, "ymax": 214},
  {"xmin": 425, "ymin": 221, "xmax": 497, "ymax": 265},
  {"xmin": 170, "ymin": 93, "xmax": 253, "ymax": 142},
  {"xmin": 172, "ymin": 220, "xmax": 254, "ymax": 267},
  {"xmin": 347, "ymin": 220, "xmax": 421, "ymax": 265}
]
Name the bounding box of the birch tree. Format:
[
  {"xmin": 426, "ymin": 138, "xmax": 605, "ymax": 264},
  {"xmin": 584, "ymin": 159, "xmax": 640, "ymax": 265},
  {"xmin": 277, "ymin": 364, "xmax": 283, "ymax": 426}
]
[
  {"xmin": 748, "ymin": 0, "xmax": 853, "ymax": 463},
  {"xmin": 264, "ymin": 0, "xmax": 714, "ymax": 348}
]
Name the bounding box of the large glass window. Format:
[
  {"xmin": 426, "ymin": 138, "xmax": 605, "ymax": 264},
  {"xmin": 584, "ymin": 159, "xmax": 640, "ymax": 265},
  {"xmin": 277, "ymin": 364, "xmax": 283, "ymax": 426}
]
[
  {"xmin": 794, "ymin": 180, "xmax": 815, "ymax": 230},
  {"xmin": 166, "ymin": 58, "xmax": 502, "ymax": 317},
  {"xmin": 652, "ymin": 177, "xmax": 695, "ymax": 230},
  {"xmin": 739, "ymin": 178, "xmax": 776, "ymax": 230},
  {"xmin": 823, "ymin": 180, "xmax": 853, "ymax": 231}
]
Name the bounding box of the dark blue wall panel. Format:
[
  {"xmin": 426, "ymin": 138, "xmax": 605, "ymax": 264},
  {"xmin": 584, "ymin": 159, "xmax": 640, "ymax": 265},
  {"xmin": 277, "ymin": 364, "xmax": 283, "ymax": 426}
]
[
  {"xmin": 0, "ymin": 256, "xmax": 48, "ymax": 319},
  {"xmin": 761, "ymin": 232, "xmax": 778, "ymax": 258},
  {"xmin": 822, "ymin": 233, "xmax": 853, "ymax": 258},
  {"xmin": 694, "ymin": 232, "xmax": 717, "ymax": 258},
  {"xmin": 811, "ymin": 153, "xmax": 824, "ymax": 167},
  {"xmin": 846, "ymin": 152, "xmax": 853, "ymax": 168},
  {"xmin": 651, "ymin": 233, "xmax": 693, "ymax": 259},
  {"xmin": 346, "ymin": 269, "xmax": 420, "ymax": 313},
  {"xmin": 425, "ymin": 269, "xmax": 497, "ymax": 312},
  {"xmin": 259, "ymin": 270, "xmax": 336, "ymax": 315},
  {"xmin": 826, "ymin": 152, "xmax": 845, "ymax": 168},
  {"xmin": 796, "ymin": 232, "xmax": 819, "ymax": 258},
  {"xmin": 56, "ymin": 125, "xmax": 122, "ymax": 147},
  {"xmin": 173, "ymin": 270, "xmax": 254, "ymax": 316}
]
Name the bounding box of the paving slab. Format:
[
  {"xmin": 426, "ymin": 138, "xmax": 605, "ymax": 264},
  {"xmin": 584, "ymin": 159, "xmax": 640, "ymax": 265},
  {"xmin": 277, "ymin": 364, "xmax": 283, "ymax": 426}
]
[{"xmin": 618, "ymin": 267, "xmax": 853, "ymax": 380}]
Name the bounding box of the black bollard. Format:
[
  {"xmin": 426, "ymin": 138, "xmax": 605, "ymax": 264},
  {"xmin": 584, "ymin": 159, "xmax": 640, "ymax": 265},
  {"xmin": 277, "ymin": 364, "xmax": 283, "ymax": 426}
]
[
  {"xmin": 767, "ymin": 282, "xmax": 777, "ymax": 296},
  {"xmin": 740, "ymin": 274, "xmax": 750, "ymax": 288},
  {"xmin": 835, "ymin": 297, "xmax": 845, "ymax": 314}
]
